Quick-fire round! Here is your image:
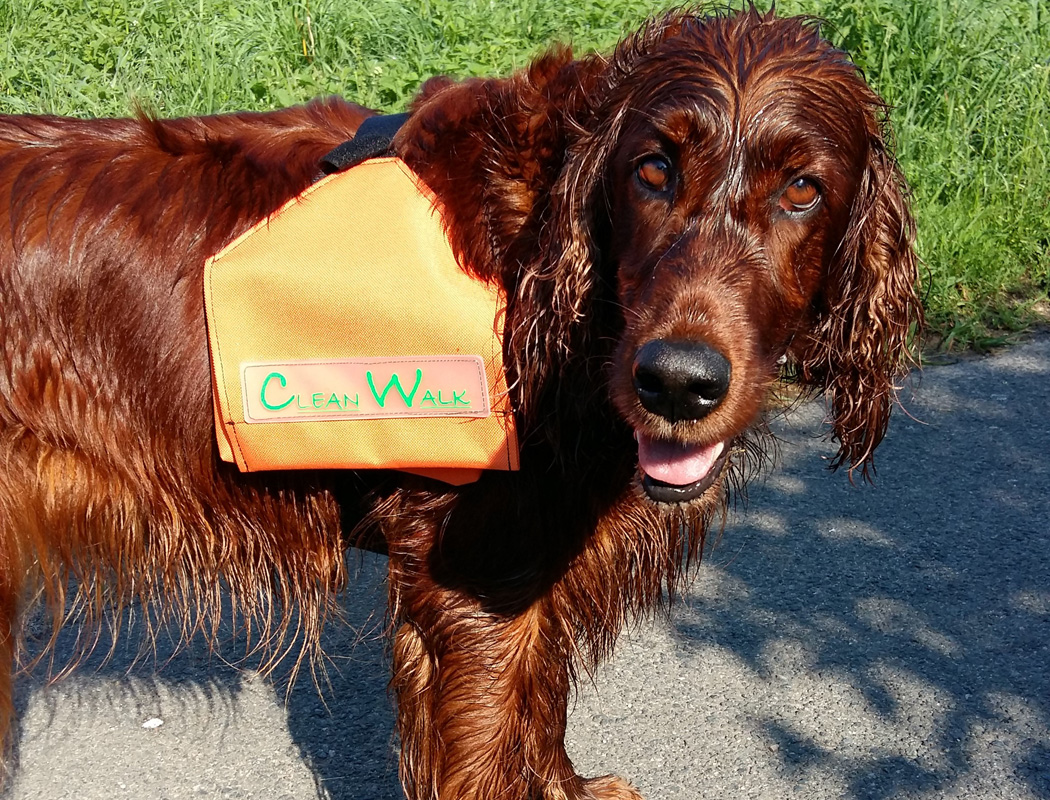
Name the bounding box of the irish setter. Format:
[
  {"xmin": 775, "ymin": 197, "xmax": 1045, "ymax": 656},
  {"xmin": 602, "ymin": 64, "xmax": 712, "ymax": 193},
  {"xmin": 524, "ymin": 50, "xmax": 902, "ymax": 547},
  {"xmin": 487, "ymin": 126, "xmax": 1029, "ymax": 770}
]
[{"xmin": 0, "ymin": 8, "xmax": 920, "ymax": 798}]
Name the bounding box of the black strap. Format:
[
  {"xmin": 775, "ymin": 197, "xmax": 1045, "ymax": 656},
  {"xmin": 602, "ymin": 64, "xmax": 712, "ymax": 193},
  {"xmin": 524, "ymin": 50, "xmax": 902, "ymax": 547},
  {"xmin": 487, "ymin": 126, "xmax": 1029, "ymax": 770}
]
[{"xmin": 319, "ymin": 112, "xmax": 411, "ymax": 175}]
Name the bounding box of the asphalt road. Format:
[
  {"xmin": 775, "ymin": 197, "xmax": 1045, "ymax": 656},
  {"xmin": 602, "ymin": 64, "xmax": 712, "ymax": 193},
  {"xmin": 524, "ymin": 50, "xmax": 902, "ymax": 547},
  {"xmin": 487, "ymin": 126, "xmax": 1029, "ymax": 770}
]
[{"xmin": 5, "ymin": 335, "xmax": 1050, "ymax": 799}]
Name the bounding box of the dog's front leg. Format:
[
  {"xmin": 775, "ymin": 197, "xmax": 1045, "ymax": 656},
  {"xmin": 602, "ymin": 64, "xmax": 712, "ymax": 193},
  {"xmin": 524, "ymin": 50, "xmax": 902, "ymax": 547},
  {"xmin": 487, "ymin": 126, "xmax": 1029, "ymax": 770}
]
[
  {"xmin": 392, "ymin": 603, "xmax": 574, "ymax": 799},
  {"xmin": 388, "ymin": 536, "xmax": 643, "ymax": 800}
]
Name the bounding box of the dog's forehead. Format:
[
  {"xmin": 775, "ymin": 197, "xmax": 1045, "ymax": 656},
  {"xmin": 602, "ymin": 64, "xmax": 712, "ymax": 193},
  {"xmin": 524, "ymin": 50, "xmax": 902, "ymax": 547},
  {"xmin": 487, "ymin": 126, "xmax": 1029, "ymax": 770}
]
[
  {"xmin": 622, "ymin": 86, "xmax": 861, "ymax": 160},
  {"xmin": 645, "ymin": 13, "xmax": 846, "ymax": 72},
  {"xmin": 619, "ymin": 62, "xmax": 872, "ymax": 166},
  {"xmin": 622, "ymin": 17, "xmax": 862, "ymax": 118}
]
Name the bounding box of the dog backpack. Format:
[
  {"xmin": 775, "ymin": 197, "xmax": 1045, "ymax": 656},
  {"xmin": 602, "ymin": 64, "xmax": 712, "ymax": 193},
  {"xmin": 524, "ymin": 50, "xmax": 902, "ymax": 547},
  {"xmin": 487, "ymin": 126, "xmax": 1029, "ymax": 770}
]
[{"xmin": 203, "ymin": 116, "xmax": 519, "ymax": 486}]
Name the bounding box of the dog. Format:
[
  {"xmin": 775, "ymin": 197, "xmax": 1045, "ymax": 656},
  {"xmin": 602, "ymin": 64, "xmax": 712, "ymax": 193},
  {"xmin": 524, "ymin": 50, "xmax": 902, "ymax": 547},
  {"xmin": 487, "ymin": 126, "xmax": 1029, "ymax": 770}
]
[{"xmin": 0, "ymin": 8, "xmax": 920, "ymax": 798}]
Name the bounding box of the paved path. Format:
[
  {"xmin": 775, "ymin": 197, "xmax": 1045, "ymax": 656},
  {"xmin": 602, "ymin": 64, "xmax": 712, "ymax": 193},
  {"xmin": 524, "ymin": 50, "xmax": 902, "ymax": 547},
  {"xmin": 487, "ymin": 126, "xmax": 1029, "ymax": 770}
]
[{"xmin": 6, "ymin": 336, "xmax": 1050, "ymax": 799}]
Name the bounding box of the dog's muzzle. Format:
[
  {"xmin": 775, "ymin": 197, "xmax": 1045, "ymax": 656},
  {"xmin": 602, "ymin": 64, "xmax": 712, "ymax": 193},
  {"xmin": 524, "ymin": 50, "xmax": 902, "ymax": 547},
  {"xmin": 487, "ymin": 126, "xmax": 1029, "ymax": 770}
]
[{"xmin": 632, "ymin": 338, "xmax": 732, "ymax": 502}]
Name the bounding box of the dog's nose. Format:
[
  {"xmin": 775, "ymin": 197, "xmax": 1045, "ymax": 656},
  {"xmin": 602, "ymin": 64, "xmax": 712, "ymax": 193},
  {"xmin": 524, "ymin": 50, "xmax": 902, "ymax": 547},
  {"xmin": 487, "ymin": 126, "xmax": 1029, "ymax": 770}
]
[{"xmin": 632, "ymin": 339, "xmax": 731, "ymax": 422}]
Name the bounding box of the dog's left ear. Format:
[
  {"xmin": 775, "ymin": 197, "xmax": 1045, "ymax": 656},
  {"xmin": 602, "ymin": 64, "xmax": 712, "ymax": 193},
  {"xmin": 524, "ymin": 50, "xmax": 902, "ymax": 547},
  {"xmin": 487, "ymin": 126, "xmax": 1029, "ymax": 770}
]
[{"xmin": 796, "ymin": 106, "xmax": 923, "ymax": 478}]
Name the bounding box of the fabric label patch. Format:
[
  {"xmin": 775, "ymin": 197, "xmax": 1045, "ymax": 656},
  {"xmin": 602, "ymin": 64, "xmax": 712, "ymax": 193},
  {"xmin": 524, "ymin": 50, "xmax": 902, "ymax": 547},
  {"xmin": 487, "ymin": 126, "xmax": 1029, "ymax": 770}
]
[{"xmin": 242, "ymin": 357, "xmax": 492, "ymax": 423}]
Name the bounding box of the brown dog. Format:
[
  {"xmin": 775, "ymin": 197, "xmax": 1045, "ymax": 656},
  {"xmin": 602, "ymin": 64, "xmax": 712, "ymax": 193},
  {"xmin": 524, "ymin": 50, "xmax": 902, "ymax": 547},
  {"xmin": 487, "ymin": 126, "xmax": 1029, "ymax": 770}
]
[{"xmin": 0, "ymin": 8, "xmax": 920, "ymax": 798}]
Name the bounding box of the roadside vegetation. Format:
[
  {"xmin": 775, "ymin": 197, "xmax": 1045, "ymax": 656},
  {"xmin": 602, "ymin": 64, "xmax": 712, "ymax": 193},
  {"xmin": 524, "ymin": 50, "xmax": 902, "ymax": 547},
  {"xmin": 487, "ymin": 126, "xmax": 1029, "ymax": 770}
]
[{"xmin": 1, "ymin": 0, "xmax": 1047, "ymax": 350}]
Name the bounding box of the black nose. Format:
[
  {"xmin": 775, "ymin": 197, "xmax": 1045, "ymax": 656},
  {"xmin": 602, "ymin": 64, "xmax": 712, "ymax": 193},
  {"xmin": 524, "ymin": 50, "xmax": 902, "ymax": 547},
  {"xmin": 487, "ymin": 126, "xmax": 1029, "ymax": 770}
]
[{"xmin": 632, "ymin": 339, "xmax": 731, "ymax": 423}]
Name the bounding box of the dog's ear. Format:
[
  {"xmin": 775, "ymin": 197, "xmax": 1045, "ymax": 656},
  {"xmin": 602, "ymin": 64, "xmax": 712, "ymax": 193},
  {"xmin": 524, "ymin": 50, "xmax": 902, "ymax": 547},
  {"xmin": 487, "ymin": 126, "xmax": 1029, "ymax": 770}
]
[
  {"xmin": 398, "ymin": 49, "xmax": 623, "ymax": 417},
  {"xmin": 796, "ymin": 107, "xmax": 923, "ymax": 478},
  {"xmin": 399, "ymin": 49, "xmax": 604, "ymax": 277}
]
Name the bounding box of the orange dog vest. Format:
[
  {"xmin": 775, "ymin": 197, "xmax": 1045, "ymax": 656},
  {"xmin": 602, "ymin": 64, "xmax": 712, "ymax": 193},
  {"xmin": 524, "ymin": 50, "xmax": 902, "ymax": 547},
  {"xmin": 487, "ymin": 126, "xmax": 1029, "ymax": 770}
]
[{"xmin": 204, "ymin": 157, "xmax": 519, "ymax": 486}]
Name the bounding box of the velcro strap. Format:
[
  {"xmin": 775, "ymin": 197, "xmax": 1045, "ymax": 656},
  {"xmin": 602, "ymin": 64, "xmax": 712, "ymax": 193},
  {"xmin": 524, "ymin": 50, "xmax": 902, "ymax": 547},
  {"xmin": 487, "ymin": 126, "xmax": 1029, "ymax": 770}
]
[{"xmin": 320, "ymin": 112, "xmax": 411, "ymax": 174}]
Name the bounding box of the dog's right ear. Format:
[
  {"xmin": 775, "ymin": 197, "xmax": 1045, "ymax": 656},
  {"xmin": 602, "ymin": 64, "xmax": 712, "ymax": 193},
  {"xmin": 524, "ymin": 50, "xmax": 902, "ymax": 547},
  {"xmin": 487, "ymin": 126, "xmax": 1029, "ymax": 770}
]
[
  {"xmin": 397, "ymin": 49, "xmax": 605, "ymax": 281},
  {"xmin": 396, "ymin": 51, "xmax": 614, "ymax": 417}
]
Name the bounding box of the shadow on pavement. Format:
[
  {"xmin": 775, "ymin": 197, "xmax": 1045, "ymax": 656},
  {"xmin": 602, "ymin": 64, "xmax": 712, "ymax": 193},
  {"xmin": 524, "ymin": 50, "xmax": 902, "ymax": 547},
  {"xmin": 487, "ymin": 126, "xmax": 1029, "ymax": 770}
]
[
  {"xmin": 11, "ymin": 553, "xmax": 402, "ymax": 799},
  {"xmin": 9, "ymin": 338, "xmax": 1050, "ymax": 799},
  {"xmin": 668, "ymin": 339, "xmax": 1050, "ymax": 798}
]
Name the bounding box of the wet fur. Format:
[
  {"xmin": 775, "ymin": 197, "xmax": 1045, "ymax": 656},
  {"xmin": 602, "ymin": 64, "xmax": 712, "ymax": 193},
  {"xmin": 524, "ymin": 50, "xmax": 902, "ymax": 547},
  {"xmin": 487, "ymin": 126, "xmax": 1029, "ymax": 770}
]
[{"xmin": 0, "ymin": 9, "xmax": 920, "ymax": 798}]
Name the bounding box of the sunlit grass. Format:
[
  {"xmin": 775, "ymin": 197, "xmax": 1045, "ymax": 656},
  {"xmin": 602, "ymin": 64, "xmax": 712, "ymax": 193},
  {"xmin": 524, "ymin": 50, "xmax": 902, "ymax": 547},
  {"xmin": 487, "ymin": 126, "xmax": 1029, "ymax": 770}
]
[{"xmin": 1, "ymin": 0, "xmax": 1046, "ymax": 349}]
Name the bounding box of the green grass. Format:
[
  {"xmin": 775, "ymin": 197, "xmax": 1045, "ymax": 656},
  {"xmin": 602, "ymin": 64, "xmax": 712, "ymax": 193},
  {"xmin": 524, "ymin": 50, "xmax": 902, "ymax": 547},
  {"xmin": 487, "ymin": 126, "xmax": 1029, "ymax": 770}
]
[
  {"xmin": 0, "ymin": 0, "xmax": 657, "ymax": 114},
  {"xmin": 778, "ymin": 0, "xmax": 1050, "ymax": 350},
  {"xmin": 1, "ymin": 0, "xmax": 1047, "ymax": 350}
]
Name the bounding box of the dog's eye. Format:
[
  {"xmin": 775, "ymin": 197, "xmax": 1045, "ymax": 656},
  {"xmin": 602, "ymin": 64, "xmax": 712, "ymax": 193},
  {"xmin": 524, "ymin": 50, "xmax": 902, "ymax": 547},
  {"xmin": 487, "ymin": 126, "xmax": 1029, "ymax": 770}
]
[
  {"xmin": 779, "ymin": 178, "xmax": 821, "ymax": 214},
  {"xmin": 636, "ymin": 156, "xmax": 673, "ymax": 193}
]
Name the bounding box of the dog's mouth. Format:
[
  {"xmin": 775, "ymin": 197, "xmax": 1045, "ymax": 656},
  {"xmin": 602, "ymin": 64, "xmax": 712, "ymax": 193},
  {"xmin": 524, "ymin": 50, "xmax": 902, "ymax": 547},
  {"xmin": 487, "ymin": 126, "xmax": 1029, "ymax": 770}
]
[{"xmin": 635, "ymin": 433, "xmax": 730, "ymax": 503}]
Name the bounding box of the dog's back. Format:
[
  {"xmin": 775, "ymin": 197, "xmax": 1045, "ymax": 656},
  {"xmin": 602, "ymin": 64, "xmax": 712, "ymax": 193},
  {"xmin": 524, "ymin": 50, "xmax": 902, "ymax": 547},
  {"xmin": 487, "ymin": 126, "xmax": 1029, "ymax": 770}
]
[{"xmin": 0, "ymin": 99, "xmax": 372, "ymax": 748}]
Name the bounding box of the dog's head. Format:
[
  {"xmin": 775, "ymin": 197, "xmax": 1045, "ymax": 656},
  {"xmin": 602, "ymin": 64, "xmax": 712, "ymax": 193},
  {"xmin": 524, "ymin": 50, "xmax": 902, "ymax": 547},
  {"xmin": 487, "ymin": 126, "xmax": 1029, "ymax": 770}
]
[
  {"xmin": 402, "ymin": 9, "xmax": 921, "ymax": 505},
  {"xmin": 595, "ymin": 10, "xmax": 922, "ymax": 503}
]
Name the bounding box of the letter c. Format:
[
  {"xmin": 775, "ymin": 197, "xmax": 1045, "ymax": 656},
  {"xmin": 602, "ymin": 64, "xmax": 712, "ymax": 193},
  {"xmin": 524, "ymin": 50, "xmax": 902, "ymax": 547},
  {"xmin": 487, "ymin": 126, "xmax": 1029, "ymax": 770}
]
[{"xmin": 260, "ymin": 372, "xmax": 294, "ymax": 411}]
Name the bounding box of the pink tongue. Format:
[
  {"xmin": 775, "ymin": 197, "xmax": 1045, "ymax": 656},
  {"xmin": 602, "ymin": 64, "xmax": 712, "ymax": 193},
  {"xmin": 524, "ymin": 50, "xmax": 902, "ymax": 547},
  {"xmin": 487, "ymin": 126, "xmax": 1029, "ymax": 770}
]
[{"xmin": 637, "ymin": 434, "xmax": 725, "ymax": 486}]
